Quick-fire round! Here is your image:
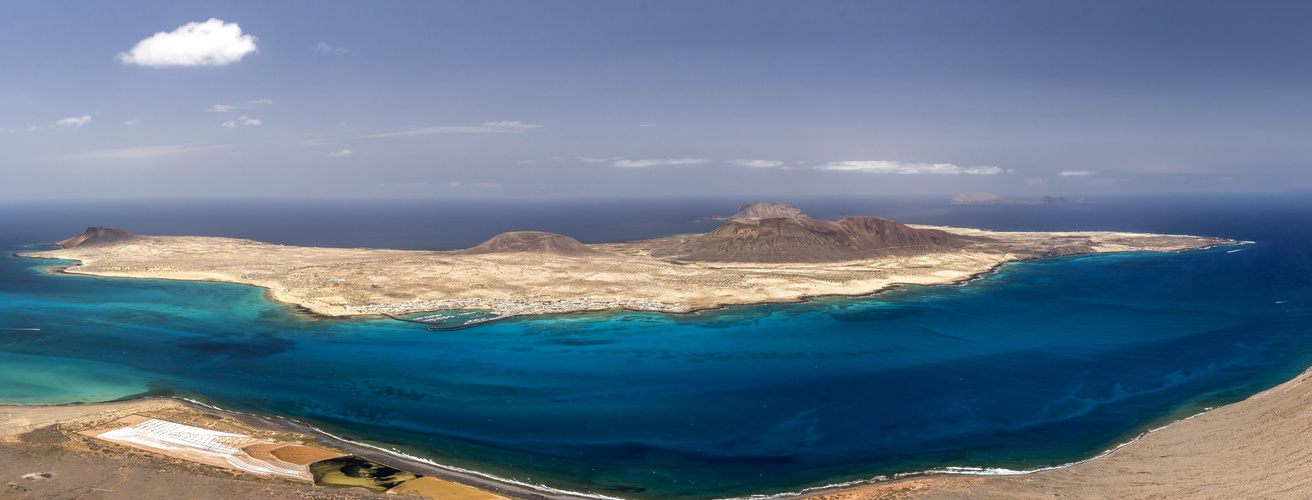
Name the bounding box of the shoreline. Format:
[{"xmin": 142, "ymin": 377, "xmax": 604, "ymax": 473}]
[
  {"xmin": 17, "ymin": 238, "xmax": 1244, "ymax": 329},
  {"xmin": 3, "ymin": 355, "xmax": 1304, "ymax": 500},
  {"xmin": 0, "ymin": 396, "xmax": 603, "ymax": 500}
]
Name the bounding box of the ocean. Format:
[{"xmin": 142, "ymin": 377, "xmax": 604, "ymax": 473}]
[{"xmin": 2, "ymin": 194, "xmax": 1311, "ymax": 499}]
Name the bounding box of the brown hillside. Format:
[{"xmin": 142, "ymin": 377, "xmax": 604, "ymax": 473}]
[
  {"xmin": 461, "ymin": 231, "xmax": 608, "ymax": 257},
  {"xmin": 652, "ymin": 217, "xmax": 965, "ymax": 262},
  {"xmin": 56, "ymin": 227, "xmax": 139, "ymax": 249}
]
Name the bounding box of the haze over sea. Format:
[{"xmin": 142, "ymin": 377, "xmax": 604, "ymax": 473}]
[{"xmin": 3, "ymin": 194, "xmax": 1311, "ymax": 499}]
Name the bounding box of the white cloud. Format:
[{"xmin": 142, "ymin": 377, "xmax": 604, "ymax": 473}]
[
  {"xmin": 576, "ymin": 156, "xmax": 624, "ymax": 163},
  {"xmin": 313, "ymin": 42, "xmax": 351, "ymax": 54},
  {"xmin": 57, "ymin": 144, "xmax": 224, "ymax": 161},
  {"xmin": 220, "ymin": 115, "xmax": 261, "ymax": 128},
  {"xmin": 123, "ymin": 119, "xmax": 140, "ymax": 126},
  {"xmin": 729, "ymin": 159, "xmax": 783, "ymax": 168},
  {"xmin": 612, "ymin": 158, "xmax": 710, "ymax": 168},
  {"xmin": 299, "ymin": 138, "xmax": 330, "ymax": 146},
  {"xmin": 117, "ymin": 19, "xmax": 258, "ymax": 67},
  {"xmin": 362, "ymin": 121, "xmax": 542, "ymax": 138},
  {"xmin": 206, "ymin": 104, "xmax": 244, "ymax": 112},
  {"xmin": 209, "ymin": 100, "xmax": 270, "ymax": 112},
  {"xmin": 1059, "ymin": 170, "xmax": 1097, "ymax": 176},
  {"xmin": 55, "ymin": 115, "xmax": 92, "ymax": 128},
  {"xmin": 327, "ymin": 149, "xmax": 352, "ymax": 157},
  {"xmin": 815, "ymin": 160, "xmax": 1003, "ymax": 175},
  {"xmin": 447, "ymin": 181, "xmax": 501, "ymax": 189}
]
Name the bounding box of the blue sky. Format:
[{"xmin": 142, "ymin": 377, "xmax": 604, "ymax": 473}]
[{"xmin": 3, "ymin": 1, "xmax": 1311, "ymax": 200}]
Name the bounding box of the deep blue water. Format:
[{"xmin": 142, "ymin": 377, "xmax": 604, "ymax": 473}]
[{"xmin": 2, "ymin": 195, "xmax": 1311, "ymax": 499}]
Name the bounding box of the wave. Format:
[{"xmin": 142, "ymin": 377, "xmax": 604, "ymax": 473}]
[
  {"xmin": 176, "ymin": 395, "xmax": 1216, "ymax": 500},
  {"xmin": 722, "ymin": 408, "xmax": 1214, "ymax": 500}
]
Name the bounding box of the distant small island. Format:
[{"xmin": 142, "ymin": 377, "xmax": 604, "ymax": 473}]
[
  {"xmin": 19, "ymin": 203, "xmax": 1234, "ymax": 322},
  {"xmin": 699, "ymin": 201, "xmax": 811, "ymax": 220},
  {"xmin": 952, "ymin": 192, "xmax": 1086, "ymax": 205}
]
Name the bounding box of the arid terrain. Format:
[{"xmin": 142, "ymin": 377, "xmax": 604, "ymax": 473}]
[
  {"xmin": 18, "ymin": 215, "xmax": 1232, "ymax": 319},
  {"xmin": 0, "ymin": 399, "xmax": 400, "ymax": 500},
  {"xmin": 0, "ymin": 399, "xmax": 553, "ymax": 500}
]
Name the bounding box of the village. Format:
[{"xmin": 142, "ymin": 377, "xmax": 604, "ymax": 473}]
[{"xmin": 345, "ymin": 296, "xmax": 690, "ymax": 322}]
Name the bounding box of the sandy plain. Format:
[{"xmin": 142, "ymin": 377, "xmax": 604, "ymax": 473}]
[
  {"xmin": 16, "ymin": 226, "xmax": 1231, "ymax": 319},
  {"xmin": 0, "ymin": 399, "xmax": 389, "ymax": 500},
  {"xmin": 0, "ymin": 399, "xmax": 559, "ymax": 500}
]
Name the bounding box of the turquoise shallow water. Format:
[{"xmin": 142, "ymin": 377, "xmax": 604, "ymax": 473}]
[{"xmin": 3, "ymin": 196, "xmax": 1312, "ymax": 499}]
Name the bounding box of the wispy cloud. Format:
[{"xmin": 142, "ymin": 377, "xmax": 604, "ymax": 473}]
[
  {"xmin": 123, "ymin": 119, "xmax": 140, "ymax": 126},
  {"xmin": 117, "ymin": 18, "xmax": 258, "ymax": 67},
  {"xmin": 221, "ymin": 115, "xmax": 261, "ymax": 128},
  {"xmin": 816, "ymin": 160, "xmax": 1004, "ymax": 175},
  {"xmin": 247, "ymin": 99, "xmax": 274, "ymax": 105},
  {"xmin": 299, "ymin": 138, "xmax": 331, "ymax": 146},
  {"xmin": 55, "ymin": 115, "xmax": 92, "ymax": 128},
  {"xmin": 448, "ymin": 181, "xmax": 501, "ymax": 189},
  {"xmin": 362, "ymin": 121, "xmax": 542, "ymax": 138},
  {"xmin": 1059, "ymin": 170, "xmax": 1097, "ymax": 176},
  {"xmin": 57, "ymin": 144, "xmax": 225, "ymax": 161},
  {"xmin": 612, "ymin": 158, "xmax": 710, "ymax": 168},
  {"xmin": 207, "ymin": 104, "xmax": 244, "ymax": 112},
  {"xmin": 313, "ymin": 42, "xmax": 351, "ymax": 54},
  {"xmin": 576, "ymin": 156, "xmax": 624, "ymax": 163},
  {"xmin": 327, "ymin": 149, "xmax": 352, "ymax": 157},
  {"xmin": 729, "ymin": 159, "xmax": 783, "ymax": 168}
]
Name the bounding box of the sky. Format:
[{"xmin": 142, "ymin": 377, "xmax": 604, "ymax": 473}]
[{"xmin": 3, "ymin": 1, "xmax": 1312, "ymax": 201}]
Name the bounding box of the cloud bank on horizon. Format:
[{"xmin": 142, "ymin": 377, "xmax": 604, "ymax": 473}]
[
  {"xmin": 3, "ymin": 2, "xmax": 1310, "ymax": 200},
  {"xmin": 816, "ymin": 161, "xmax": 1005, "ymax": 175}
]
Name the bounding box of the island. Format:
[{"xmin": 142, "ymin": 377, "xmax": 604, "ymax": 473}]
[
  {"xmin": 17, "ymin": 203, "xmax": 1233, "ymax": 324},
  {"xmin": 951, "ymin": 192, "xmax": 1084, "ymax": 204}
]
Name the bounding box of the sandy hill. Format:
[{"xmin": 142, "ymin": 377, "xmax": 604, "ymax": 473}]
[
  {"xmin": 653, "ymin": 216, "xmax": 965, "ymax": 263},
  {"xmin": 56, "ymin": 227, "xmax": 139, "ymax": 249},
  {"xmin": 460, "ymin": 231, "xmax": 608, "ymax": 257}
]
